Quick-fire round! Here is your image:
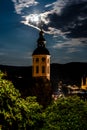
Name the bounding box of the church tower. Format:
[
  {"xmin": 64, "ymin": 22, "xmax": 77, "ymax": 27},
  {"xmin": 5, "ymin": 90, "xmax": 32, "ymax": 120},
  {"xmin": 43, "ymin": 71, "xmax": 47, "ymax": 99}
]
[
  {"xmin": 81, "ymin": 77, "xmax": 87, "ymax": 90},
  {"xmin": 32, "ymin": 29, "xmax": 50, "ymax": 80}
]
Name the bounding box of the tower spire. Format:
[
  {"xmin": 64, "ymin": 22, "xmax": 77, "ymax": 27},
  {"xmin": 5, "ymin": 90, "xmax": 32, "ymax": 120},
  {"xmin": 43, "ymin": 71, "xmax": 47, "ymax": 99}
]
[{"xmin": 37, "ymin": 29, "xmax": 46, "ymax": 48}]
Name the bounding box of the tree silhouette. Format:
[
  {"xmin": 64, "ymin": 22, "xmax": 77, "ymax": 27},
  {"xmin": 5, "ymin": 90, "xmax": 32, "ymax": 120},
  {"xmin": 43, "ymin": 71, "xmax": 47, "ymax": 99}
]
[{"xmin": 0, "ymin": 71, "xmax": 43, "ymax": 130}]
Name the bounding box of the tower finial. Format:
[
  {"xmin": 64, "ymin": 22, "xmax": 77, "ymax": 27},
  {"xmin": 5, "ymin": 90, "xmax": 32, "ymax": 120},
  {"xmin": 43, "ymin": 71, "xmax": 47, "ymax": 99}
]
[{"xmin": 37, "ymin": 28, "xmax": 46, "ymax": 48}]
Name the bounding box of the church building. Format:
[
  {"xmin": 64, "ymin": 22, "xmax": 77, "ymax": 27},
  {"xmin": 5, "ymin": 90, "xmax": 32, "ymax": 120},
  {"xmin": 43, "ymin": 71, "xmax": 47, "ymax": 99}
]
[
  {"xmin": 32, "ymin": 29, "xmax": 50, "ymax": 80},
  {"xmin": 81, "ymin": 77, "xmax": 87, "ymax": 90}
]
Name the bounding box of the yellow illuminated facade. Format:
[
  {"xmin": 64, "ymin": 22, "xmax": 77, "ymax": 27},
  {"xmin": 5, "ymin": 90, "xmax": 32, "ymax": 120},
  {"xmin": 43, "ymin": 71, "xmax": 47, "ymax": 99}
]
[
  {"xmin": 81, "ymin": 77, "xmax": 87, "ymax": 90},
  {"xmin": 32, "ymin": 29, "xmax": 50, "ymax": 80}
]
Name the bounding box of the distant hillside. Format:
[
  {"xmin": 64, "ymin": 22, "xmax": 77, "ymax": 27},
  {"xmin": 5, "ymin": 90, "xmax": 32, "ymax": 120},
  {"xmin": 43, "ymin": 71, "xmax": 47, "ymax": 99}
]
[
  {"xmin": 0, "ymin": 62, "xmax": 87, "ymax": 92},
  {"xmin": 0, "ymin": 65, "xmax": 32, "ymax": 94},
  {"xmin": 51, "ymin": 62, "xmax": 87, "ymax": 89}
]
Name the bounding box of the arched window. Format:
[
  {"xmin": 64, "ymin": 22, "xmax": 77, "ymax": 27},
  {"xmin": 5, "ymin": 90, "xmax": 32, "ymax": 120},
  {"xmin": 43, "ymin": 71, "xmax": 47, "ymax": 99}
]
[{"xmin": 36, "ymin": 58, "xmax": 39, "ymax": 62}]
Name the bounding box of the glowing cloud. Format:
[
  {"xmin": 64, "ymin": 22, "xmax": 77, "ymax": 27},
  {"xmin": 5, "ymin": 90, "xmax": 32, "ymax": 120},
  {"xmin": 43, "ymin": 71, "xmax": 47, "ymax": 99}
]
[
  {"xmin": 21, "ymin": 12, "xmax": 50, "ymax": 30},
  {"xmin": 26, "ymin": 14, "xmax": 41, "ymax": 25},
  {"xmin": 12, "ymin": 0, "xmax": 87, "ymax": 39}
]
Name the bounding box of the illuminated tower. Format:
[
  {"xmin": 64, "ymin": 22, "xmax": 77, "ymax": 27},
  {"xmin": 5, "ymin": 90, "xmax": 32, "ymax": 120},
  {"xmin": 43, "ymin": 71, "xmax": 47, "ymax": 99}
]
[
  {"xmin": 81, "ymin": 77, "xmax": 87, "ymax": 90},
  {"xmin": 32, "ymin": 29, "xmax": 50, "ymax": 80}
]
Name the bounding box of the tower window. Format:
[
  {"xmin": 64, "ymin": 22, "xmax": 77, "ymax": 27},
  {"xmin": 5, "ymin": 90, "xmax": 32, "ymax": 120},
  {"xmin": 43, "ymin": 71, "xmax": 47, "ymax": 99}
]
[
  {"xmin": 36, "ymin": 58, "xmax": 39, "ymax": 62},
  {"xmin": 36, "ymin": 66, "xmax": 39, "ymax": 73},
  {"xmin": 42, "ymin": 66, "xmax": 45, "ymax": 73},
  {"xmin": 42, "ymin": 57, "xmax": 46, "ymax": 62}
]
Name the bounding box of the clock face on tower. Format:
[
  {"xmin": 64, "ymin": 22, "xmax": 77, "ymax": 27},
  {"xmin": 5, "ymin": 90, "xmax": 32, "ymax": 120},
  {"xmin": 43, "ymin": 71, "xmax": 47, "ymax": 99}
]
[{"xmin": 42, "ymin": 57, "xmax": 46, "ymax": 62}]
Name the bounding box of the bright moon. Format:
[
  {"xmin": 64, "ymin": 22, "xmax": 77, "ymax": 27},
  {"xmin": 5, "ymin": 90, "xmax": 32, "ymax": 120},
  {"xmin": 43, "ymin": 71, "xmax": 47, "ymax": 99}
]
[
  {"xmin": 33, "ymin": 14, "xmax": 40, "ymax": 22},
  {"xmin": 27, "ymin": 14, "xmax": 41, "ymax": 24},
  {"xmin": 22, "ymin": 13, "xmax": 49, "ymax": 30}
]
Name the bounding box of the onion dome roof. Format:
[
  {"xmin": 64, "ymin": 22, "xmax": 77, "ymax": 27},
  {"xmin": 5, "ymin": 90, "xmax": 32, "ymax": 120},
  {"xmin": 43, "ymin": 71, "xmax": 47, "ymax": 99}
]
[{"xmin": 32, "ymin": 29, "xmax": 50, "ymax": 55}]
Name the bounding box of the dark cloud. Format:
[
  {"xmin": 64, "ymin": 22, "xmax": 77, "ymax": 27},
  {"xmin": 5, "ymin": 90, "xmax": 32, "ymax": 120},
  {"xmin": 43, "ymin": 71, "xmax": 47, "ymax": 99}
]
[{"xmin": 47, "ymin": 1, "xmax": 87, "ymax": 38}]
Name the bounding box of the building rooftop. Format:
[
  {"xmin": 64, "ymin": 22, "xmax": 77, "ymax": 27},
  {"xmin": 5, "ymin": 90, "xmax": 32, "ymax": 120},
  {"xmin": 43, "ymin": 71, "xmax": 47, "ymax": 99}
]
[{"xmin": 32, "ymin": 47, "xmax": 50, "ymax": 55}]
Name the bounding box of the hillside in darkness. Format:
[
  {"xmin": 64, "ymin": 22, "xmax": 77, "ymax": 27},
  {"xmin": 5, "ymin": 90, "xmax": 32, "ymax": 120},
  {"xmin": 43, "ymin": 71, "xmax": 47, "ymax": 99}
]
[{"xmin": 0, "ymin": 62, "xmax": 87, "ymax": 96}]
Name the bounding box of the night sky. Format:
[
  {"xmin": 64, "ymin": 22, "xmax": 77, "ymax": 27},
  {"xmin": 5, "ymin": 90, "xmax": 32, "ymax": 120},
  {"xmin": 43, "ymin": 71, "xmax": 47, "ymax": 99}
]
[{"xmin": 0, "ymin": 0, "xmax": 87, "ymax": 66}]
